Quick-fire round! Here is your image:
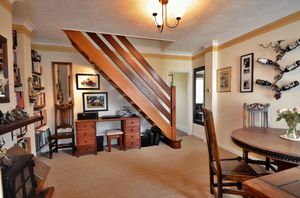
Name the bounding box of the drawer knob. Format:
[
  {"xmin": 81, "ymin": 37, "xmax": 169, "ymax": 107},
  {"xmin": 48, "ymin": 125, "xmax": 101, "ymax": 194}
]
[
  {"xmin": 131, "ymin": 122, "xmax": 134, "ymax": 124},
  {"xmin": 84, "ymin": 140, "xmax": 87, "ymax": 143},
  {"xmin": 131, "ymin": 135, "xmax": 134, "ymax": 138},
  {"xmin": 130, "ymin": 129, "xmax": 133, "ymax": 131},
  {"xmin": 84, "ymin": 132, "xmax": 87, "ymax": 135}
]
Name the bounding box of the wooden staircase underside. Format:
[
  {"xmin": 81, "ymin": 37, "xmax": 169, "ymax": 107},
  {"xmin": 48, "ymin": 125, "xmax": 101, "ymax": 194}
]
[{"xmin": 64, "ymin": 30, "xmax": 178, "ymax": 144}]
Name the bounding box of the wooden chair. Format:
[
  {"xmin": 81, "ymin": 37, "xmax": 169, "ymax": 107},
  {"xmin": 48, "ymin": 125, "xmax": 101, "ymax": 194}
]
[
  {"xmin": 48, "ymin": 104, "xmax": 75, "ymax": 158},
  {"xmin": 203, "ymin": 108, "xmax": 267, "ymax": 198},
  {"xmin": 243, "ymin": 103, "xmax": 275, "ymax": 171}
]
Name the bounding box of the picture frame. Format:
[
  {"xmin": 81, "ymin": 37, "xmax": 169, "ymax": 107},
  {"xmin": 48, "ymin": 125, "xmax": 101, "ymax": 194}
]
[
  {"xmin": 217, "ymin": 67, "xmax": 231, "ymax": 92},
  {"xmin": 76, "ymin": 73, "xmax": 100, "ymax": 90},
  {"xmin": 0, "ymin": 35, "xmax": 10, "ymax": 103},
  {"xmin": 240, "ymin": 53, "xmax": 254, "ymax": 93},
  {"xmin": 82, "ymin": 92, "xmax": 108, "ymax": 112}
]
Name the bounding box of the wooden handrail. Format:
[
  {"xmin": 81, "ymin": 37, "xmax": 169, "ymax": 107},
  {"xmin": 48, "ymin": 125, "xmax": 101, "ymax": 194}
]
[
  {"xmin": 64, "ymin": 30, "xmax": 172, "ymax": 137},
  {"xmin": 87, "ymin": 32, "xmax": 171, "ymax": 121},
  {"xmin": 117, "ymin": 36, "xmax": 171, "ymax": 96},
  {"xmin": 102, "ymin": 34, "xmax": 171, "ymax": 109}
]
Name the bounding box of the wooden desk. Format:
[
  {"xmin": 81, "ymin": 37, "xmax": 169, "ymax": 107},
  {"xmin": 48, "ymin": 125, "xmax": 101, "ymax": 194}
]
[
  {"xmin": 231, "ymin": 128, "xmax": 300, "ymax": 170},
  {"xmin": 75, "ymin": 116, "xmax": 140, "ymax": 156},
  {"xmin": 244, "ymin": 166, "xmax": 300, "ymax": 198}
]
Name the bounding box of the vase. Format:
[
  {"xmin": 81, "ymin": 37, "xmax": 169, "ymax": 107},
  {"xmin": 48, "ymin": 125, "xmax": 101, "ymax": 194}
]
[{"xmin": 280, "ymin": 122, "xmax": 300, "ymax": 141}]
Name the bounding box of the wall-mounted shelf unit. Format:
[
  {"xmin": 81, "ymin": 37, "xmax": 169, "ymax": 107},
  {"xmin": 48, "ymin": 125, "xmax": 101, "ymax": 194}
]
[{"xmin": 0, "ymin": 116, "xmax": 42, "ymax": 136}]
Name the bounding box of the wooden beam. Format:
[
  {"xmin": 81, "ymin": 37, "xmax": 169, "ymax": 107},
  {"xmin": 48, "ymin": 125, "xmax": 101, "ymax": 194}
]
[
  {"xmin": 102, "ymin": 34, "xmax": 171, "ymax": 109},
  {"xmin": 117, "ymin": 36, "xmax": 171, "ymax": 96},
  {"xmin": 87, "ymin": 32, "xmax": 171, "ymax": 121},
  {"xmin": 64, "ymin": 30, "xmax": 172, "ymax": 138}
]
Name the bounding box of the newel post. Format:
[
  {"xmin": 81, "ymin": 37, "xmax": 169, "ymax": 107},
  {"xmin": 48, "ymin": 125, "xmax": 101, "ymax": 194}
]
[{"xmin": 171, "ymin": 86, "xmax": 176, "ymax": 140}]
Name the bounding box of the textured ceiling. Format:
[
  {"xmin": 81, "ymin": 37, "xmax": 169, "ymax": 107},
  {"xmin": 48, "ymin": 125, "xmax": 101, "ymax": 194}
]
[{"xmin": 12, "ymin": 0, "xmax": 300, "ymax": 54}]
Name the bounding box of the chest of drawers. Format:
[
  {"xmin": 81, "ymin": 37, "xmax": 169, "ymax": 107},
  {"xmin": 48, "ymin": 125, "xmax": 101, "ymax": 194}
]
[
  {"xmin": 75, "ymin": 121, "xmax": 97, "ymax": 156},
  {"xmin": 122, "ymin": 118, "xmax": 141, "ymax": 149}
]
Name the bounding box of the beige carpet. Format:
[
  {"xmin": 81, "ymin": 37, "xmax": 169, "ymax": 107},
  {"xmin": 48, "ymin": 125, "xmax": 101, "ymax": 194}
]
[{"xmin": 39, "ymin": 136, "xmax": 235, "ymax": 198}]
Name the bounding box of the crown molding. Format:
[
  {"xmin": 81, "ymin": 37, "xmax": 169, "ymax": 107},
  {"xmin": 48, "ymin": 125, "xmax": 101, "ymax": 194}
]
[
  {"xmin": 192, "ymin": 11, "xmax": 300, "ymax": 58},
  {"xmin": 12, "ymin": 24, "xmax": 32, "ymax": 38},
  {"xmin": 218, "ymin": 11, "xmax": 300, "ymax": 51},
  {"xmin": 13, "ymin": 17, "xmax": 36, "ymax": 32}
]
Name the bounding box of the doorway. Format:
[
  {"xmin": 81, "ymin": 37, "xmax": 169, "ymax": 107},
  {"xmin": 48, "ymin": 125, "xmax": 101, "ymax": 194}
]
[
  {"xmin": 193, "ymin": 66, "xmax": 205, "ymax": 125},
  {"xmin": 169, "ymin": 72, "xmax": 189, "ymax": 135}
]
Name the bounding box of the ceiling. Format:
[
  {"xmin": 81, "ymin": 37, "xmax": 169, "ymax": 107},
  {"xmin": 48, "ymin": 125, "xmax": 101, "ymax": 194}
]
[{"xmin": 12, "ymin": 0, "xmax": 300, "ymax": 55}]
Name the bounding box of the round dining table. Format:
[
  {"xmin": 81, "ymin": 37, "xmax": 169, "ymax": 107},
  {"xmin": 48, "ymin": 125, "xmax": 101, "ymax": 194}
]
[{"xmin": 231, "ymin": 127, "xmax": 300, "ymax": 165}]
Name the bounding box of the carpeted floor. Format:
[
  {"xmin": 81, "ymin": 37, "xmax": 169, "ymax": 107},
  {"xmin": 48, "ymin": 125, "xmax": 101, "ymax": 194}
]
[{"xmin": 39, "ymin": 136, "xmax": 235, "ymax": 198}]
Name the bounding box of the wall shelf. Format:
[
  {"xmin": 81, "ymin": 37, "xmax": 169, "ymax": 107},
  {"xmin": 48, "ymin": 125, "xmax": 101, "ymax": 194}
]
[{"xmin": 0, "ymin": 116, "xmax": 43, "ymax": 136}]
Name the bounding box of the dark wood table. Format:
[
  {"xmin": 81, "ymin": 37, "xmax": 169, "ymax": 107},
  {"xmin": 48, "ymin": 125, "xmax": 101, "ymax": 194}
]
[
  {"xmin": 244, "ymin": 166, "xmax": 300, "ymax": 198},
  {"xmin": 231, "ymin": 128, "xmax": 300, "ymax": 166}
]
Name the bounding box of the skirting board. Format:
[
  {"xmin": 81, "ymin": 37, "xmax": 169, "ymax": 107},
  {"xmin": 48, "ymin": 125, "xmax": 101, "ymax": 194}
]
[{"xmin": 176, "ymin": 124, "xmax": 190, "ymax": 134}]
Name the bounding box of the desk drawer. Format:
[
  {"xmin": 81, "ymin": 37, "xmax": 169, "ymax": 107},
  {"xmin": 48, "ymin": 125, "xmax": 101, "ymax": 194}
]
[
  {"xmin": 77, "ymin": 144, "xmax": 96, "ymax": 155},
  {"xmin": 126, "ymin": 133, "xmax": 140, "ymax": 141},
  {"xmin": 126, "ymin": 139, "xmax": 140, "ymax": 148},
  {"xmin": 125, "ymin": 119, "xmax": 139, "ymax": 127},
  {"xmin": 77, "ymin": 136, "xmax": 96, "ymax": 146},
  {"xmin": 125, "ymin": 126, "xmax": 139, "ymax": 134},
  {"xmin": 77, "ymin": 129, "xmax": 95, "ymax": 137},
  {"xmin": 76, "ymin": 122, "xmax": 96, "ymax": 130}
]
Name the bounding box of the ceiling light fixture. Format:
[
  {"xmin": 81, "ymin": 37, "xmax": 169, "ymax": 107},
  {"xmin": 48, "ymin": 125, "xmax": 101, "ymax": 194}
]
[{"xmin": 152, "ymin": 0, "xmax": 182, "ymax": 32}]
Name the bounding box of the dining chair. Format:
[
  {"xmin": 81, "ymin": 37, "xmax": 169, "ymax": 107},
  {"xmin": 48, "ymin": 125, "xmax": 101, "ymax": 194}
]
[
  {"xmin": 242, "ymin": 103, "xmax": 275, "ymax": 171},
  {"xmin": 203, "ymin": 108, "xmax": 267, "ymax": 198}
]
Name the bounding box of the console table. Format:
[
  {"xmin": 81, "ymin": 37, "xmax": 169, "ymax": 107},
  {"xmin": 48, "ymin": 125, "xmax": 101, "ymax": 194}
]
[{"xmin": 75, "ymin": 116, "xmax": 141, "ymax": 156}]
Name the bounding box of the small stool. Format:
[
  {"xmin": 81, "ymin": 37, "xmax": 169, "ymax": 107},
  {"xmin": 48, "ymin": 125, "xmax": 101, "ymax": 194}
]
[{"xmin": 106, "ymin": 129, "xmax": 124, "ymax": 152}]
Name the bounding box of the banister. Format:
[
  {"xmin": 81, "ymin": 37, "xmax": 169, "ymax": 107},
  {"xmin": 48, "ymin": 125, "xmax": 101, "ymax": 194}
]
[
  {"xmin": 87, "ymin": 32, "xmax": 171, "ymax": 121},
  {"xmin": 102, "ymin": 34, "xmax": 171, "ymax": 109},
  {"xmin": 117, "ymin": 36, "xmax": 171, "ymax": 96}
]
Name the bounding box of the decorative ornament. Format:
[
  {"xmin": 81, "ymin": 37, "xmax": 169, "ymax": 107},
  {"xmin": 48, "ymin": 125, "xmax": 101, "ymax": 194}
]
[{"xmin": 256, "ymin": 38, "xmax": 300, "ymax": 99}]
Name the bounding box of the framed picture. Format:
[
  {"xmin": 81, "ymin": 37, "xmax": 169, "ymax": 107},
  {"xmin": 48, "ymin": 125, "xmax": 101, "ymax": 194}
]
[
  {"xmin": 82, "ymin": 92, "xmax": 108, "ymax": 112},
  {"xmin": 217, "ymin": 67, "xmax": 231, "ymax": 92},
  {"xmin": 0, "ymin": 35, "xmax": 10, "ymax": 103},
  {"xmin": 76, "ymin": 73, "xmax": 100, "ymax": 90},
  {"xmin": 240, "ymin": 53, "xmax": 254, "ymax": 93}
]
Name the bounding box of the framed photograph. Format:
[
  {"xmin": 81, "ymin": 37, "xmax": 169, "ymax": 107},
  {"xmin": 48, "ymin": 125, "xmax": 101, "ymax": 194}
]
[
  {"xmin": 240, "ymin": 53, "xmax": 254, "ymax": 93},
  {"xmin": 0, "ymin": 35, "xmax": 10, "ymax": 103},
  {"xmin": 217, "ymin": 67, "xmax": 231, "ymax": 92},
  {"xmin": 76, "ymin": 73, "xmax": 100, "ymax": 90},
  {"xmin": 82, "ymin": 92, "xmax": 108, "ymax": 112}
]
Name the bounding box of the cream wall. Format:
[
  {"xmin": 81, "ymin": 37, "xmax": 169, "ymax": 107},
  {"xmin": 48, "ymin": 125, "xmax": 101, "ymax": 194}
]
[
  {"xmin": 215, "ymin": 20, "xmax": 300, "ymax": 153},
  {"xmin": 0, "ymin": 4, "xmax": 17, "ymax": 148},
  {"xmin": 150, "ymin": 57, "xmax": 193, "ymax": 134},
  {"xmin": 171, "ymin": 73, "xmax": 189, "ymax": 132}
]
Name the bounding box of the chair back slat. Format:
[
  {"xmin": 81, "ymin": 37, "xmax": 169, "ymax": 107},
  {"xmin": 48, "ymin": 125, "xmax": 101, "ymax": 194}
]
[
  {"xmin": 203, "ymin": 109, "xmax": 222, "ymax": 175},
  {"xmin": 243, "ymin": 103, "xmax": 270, "ymax": 128}
]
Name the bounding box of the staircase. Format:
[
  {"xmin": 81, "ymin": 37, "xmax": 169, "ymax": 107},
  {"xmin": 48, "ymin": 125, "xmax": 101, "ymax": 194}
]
[{"xmin": 64, "ymin": 30, "xmax": 179, "ymax": 148}]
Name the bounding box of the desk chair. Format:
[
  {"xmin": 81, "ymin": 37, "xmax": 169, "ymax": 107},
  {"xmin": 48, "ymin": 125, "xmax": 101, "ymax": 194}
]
[
  {"xmin": 243, "ymin": 103, "xmax": 274, "ymax": 171},
  {"xmin": 106, "ymin": 129, "xmax": 124, "ymax": 152},
  {"xmin": 203, "ymin": 108, "xmax": 268, "ymax": 198}
]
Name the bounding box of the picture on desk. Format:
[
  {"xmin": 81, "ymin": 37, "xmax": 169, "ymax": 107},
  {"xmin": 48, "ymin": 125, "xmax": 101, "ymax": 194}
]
[
  {"xmin": 83, "ymin": 92, "xmax": 108, "ymax": 112},
  {"xmin": 76, "ymin": 73, "xmax": 100, "ymax": 90}
]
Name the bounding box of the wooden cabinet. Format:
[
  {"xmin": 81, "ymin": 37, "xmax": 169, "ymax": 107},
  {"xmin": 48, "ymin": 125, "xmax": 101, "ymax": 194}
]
[
  {"xmin": 75, "ymin": 121, "xmax": 97, "ymax": 156},
  {"xmin": 122, "ymin": 118, "xmax": 141, "ymax": 149}
]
